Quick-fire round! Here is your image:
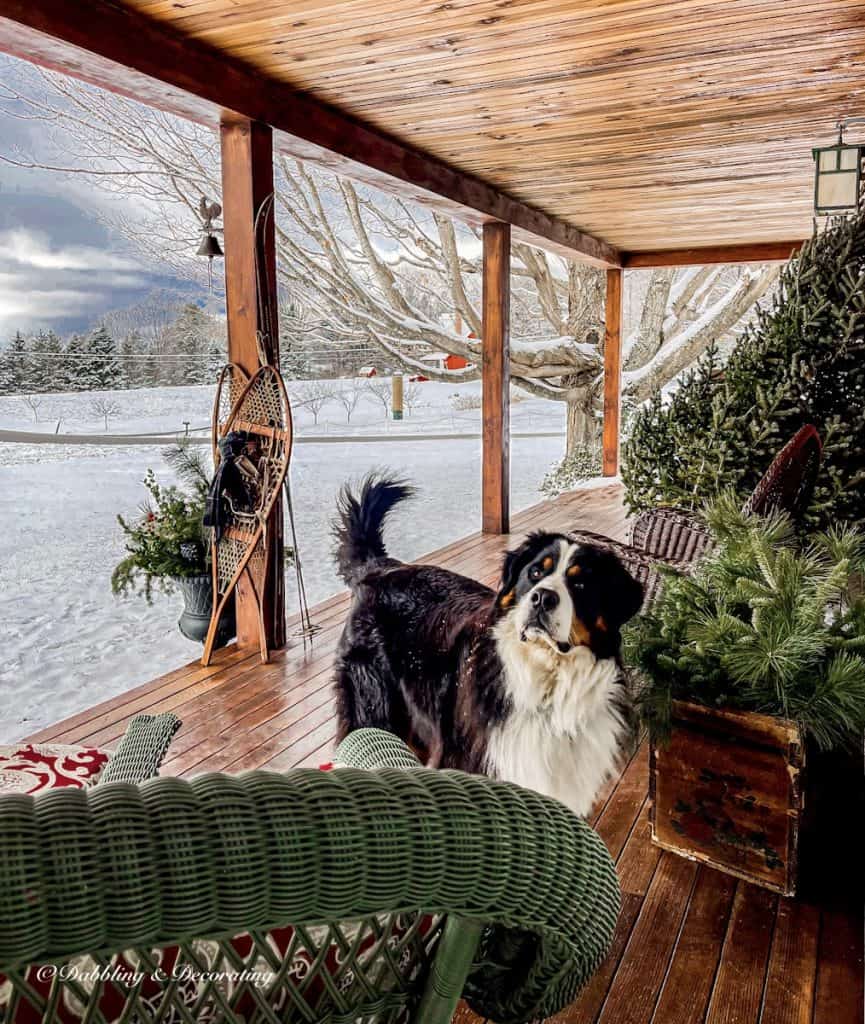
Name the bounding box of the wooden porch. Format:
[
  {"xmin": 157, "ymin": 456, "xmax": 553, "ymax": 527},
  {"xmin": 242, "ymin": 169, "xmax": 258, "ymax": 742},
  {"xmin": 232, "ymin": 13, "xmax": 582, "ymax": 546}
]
[
  {"xmin": 25, "ymin": 486, "xmax": 630, "ymax": 773},
  {"xmin": 24, "ymin": 485, "xmax": 863, "ymax": 1024}
]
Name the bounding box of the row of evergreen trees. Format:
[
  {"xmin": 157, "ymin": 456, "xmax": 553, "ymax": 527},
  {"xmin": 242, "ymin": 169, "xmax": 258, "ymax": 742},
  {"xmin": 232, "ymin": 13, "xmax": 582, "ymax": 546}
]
[{"xmin": 0, "ymin": 304, "xmax": 225, "ymax": 395}]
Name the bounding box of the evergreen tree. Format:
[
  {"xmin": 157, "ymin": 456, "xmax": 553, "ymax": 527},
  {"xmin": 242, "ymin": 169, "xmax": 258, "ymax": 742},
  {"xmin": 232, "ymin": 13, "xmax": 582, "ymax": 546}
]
[
  {"xmin": 119, "ymin": 331, "xmax": 145, "ymax": 389},
  {"xmin": 280, "ymin": 341, "xmax": 312, "ymax": 380},
  {"xmin": 86, "ymin": 324, "xmax": 122, "ymax": 389},
  {"xmin": 204, "ymin": 341, "xmax": 226, "ymax": 382},
  {"xmin": 29, "ymin": 329, "xmax": 64, "ymax": 392},
  {"xmin": 163, "ymin": 303, "xmax": 220, "ymax": 385},
  {"xmin": 63, "ymin": 333, "xmax": 93, "ymax": 391},
  {"xmin": 278, "ymin": 303, "xmax": 315, "ymax": 380},
  {"xmin": 0, "ymin": 331, "xmax": 29, "ymax": 394},
  {"xmin": 622, "ymin": 211, "xmax": 865, "ymax": 531}
]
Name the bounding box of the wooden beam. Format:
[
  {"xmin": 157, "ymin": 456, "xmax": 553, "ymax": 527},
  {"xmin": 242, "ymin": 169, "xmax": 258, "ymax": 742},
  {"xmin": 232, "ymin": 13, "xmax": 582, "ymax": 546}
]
[
  {"xmin": 622, "ymin": 241, "xmax": 804, "ymax": 268},
  {"xmin": 482, "ymin": 222, "xmax": 510, "ymax": 535},
  {"xmin": 0, "ymin": 0, "xmax": 618, "ymax": 267},
  {"xmin": 602, "ymin": 268, "xmax": 623, "ymax": 478},
  {"xmin": 220, "ymin": 115, "xmax": 285, "ymax": 653}
]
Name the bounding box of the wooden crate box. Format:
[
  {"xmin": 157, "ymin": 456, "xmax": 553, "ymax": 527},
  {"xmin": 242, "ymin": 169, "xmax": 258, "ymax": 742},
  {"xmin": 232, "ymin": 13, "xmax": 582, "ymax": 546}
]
[{"xmin": 649, "ymin": 700, "xmax": 805, "ymax": 896}]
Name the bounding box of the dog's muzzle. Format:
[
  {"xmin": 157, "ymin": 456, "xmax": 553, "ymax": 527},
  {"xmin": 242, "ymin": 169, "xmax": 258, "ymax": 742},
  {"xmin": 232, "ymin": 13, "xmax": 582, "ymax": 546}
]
[{"xmin": 521, "ymin": 588, "xmax": 572, "ymax": 653}]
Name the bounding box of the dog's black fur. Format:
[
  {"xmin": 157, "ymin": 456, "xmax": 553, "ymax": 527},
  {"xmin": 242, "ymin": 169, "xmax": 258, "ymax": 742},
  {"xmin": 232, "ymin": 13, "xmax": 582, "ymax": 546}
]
[{"xmin": 332, "ymin": 473, "xmax": 643, "ymax": 774}]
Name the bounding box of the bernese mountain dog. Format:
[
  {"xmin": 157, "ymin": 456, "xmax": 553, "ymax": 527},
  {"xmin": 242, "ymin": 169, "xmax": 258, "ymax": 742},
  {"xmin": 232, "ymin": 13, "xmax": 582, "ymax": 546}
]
[{"xmin": 332, "ymin": 474, "xmax": 643, "ymax": 816}]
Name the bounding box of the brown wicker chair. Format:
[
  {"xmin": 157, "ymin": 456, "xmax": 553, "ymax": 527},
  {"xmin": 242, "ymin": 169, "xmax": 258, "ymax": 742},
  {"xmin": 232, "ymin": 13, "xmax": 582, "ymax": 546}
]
[
  {"xmin": 627, "ymin": 424, "xmax": 822, "ymax": 568},
  {"xmin": 628, "ymin": 507, "xmax": 713, "ymax": 567}
]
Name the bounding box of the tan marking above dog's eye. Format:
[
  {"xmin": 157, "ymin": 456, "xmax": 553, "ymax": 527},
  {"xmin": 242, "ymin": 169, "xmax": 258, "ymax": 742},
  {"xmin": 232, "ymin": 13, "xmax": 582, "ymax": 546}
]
[
  {"xmin": 566, "ymin": 564, "xmax": 581, "ymax": 577},
  {"xmin": 542, "ymin": 555, "xmax": 554, "ymax": 570}
]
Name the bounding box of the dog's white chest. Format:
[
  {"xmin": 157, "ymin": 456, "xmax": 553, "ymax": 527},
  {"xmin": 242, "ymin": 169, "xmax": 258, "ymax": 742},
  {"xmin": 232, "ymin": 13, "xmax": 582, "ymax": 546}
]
[{"xmin": 486, "ymin": 633, "xmax": 626, "ymax": 816}]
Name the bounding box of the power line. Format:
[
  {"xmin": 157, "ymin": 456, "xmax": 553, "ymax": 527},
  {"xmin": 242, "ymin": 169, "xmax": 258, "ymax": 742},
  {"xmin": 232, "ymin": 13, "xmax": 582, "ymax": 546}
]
[
  {"xmin": 1, "ymin": 345, "xmax": 379, "ymax": 363},
  {"xmin": 1, "ymin": 351, "xmax": 225, "ymax": 362}
]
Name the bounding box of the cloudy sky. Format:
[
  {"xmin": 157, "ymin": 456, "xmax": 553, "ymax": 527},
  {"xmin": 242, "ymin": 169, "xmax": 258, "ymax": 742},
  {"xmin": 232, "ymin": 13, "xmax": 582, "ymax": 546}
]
[{"xmin": 0, "ymin": 54, "xmax": 194, "ymax": 340}]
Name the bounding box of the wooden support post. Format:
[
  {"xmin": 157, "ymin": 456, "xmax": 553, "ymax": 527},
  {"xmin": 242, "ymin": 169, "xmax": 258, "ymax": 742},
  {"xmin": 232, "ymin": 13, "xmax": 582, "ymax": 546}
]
[
  {"xmin": 482, "ymin": 221, "xmax": 510, "ymax": 534},
  {"xmin": 220, "ymin": 114, "xmax": 285, "ymax": 652},
  {"xmin": 602, "ymin": 268, "xmax": 623, "ymax": 478}
]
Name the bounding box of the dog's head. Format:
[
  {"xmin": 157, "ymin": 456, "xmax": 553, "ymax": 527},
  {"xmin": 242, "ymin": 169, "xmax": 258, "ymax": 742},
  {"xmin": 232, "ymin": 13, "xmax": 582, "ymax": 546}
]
[{"xmin": 495, "ymin": 532, "xmax": 643, "ymax": 659}]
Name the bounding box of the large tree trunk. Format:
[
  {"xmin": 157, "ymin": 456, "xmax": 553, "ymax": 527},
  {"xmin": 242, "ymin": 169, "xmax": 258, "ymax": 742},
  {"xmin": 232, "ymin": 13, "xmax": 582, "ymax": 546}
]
[{"xmin": 565, "ymin": 390, "xmax": 597, "ymax": 453}]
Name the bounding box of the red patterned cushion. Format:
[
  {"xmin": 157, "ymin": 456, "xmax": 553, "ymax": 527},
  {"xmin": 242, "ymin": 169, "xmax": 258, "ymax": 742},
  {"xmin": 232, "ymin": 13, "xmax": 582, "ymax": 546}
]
[{"xmin": 0, "ymin": 743, "xmax": 111, "ymax": 794}]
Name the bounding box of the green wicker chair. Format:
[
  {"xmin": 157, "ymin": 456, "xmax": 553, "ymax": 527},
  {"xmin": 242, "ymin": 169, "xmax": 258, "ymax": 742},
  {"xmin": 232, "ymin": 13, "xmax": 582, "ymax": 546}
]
[
  {"xmin": 0, "ymin": 728, "xmax": 620, "ymax": 1024},
  {"xmin": 94, "ymin": 711, "xmax": 183, "ymax": 786}
]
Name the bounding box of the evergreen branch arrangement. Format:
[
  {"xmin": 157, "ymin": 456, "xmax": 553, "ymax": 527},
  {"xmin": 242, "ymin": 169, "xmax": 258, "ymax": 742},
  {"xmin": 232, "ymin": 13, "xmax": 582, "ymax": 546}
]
[
  {"xmin": 622, "ymin": 210, "xmax": 865, "ymax": 531},
  {"xmin": 624, "ymin": 493, "xmax": 865, "ymax": 751},
  {"xmin": 111, "ymin": 442, "xmax": 212, "ymax": 601}
]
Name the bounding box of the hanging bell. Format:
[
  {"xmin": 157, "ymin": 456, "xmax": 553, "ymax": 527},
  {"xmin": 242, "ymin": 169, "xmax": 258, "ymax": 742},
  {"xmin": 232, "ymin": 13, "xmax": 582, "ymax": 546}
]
[
  {"xmin": 197, "ymin": 232, "xmax": 223, "ymax": 292},
  {"xmin": 197, "ymin": 232, "xmax": 224, "ymax": 258}
]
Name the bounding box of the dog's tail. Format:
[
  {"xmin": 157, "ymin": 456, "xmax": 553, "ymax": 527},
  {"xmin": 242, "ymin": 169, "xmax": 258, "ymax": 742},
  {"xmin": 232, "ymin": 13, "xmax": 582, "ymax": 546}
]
[{"xmin": 333, "ymin": 473, "xmax": 414, "ymax": 586}]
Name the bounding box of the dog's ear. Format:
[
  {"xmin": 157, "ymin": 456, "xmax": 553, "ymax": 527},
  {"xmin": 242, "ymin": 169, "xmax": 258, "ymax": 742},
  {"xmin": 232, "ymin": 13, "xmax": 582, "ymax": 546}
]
[
  {"xmin": 586, "ymin": 553, "xmax": 644, "ymax": 659},
  {"xmin": 496, "ymin": 539, "xmax": 533, "ymax": 611},
  {"xmin": 604, "ymin": 556, "xmax": 644, "ymax": 631}
]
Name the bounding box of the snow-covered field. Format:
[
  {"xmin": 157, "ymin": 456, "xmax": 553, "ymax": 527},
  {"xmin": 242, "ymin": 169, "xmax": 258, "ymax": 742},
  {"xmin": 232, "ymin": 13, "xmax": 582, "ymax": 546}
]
[
  {"xmin": 0, "ymin": 377, "xmax": 564, "ymax": 438},
  {"xmin": 0, "ymin": 380, "xmax": 574, "ymax": 742}
]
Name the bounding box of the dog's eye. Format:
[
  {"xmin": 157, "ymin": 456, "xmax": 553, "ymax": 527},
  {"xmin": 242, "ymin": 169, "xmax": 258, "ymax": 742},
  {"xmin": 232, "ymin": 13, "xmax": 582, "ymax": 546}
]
[{"xmin": 529, "ymin": 565, "xmax": 544, "ymax": 581}]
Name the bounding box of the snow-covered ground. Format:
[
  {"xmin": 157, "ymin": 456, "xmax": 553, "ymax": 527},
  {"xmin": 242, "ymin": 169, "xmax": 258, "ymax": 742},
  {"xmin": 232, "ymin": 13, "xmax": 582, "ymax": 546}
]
[{"xmin": 0, "ymin": 380, "xmax": 576, "ymax": 743}]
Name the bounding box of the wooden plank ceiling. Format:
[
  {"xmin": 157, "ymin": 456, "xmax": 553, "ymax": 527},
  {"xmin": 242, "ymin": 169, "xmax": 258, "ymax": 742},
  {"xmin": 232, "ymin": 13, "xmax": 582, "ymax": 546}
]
[{"xmin": 117, "ymin": 0, "xmax": 864, "ymax": 252}]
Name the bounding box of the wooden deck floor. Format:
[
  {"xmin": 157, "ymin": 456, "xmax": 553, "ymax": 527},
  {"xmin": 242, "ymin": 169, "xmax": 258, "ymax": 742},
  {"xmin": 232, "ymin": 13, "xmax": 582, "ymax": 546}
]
[{"xmin": 26, "ymin": 484, "xmax": 863, "ymax": 1024}]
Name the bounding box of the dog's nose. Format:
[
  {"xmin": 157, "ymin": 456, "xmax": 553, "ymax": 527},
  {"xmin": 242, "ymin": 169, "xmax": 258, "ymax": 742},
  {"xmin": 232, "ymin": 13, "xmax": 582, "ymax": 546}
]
[{"xmin": 531, "ymin": 587, "xmax": 559, "ymax": 613}]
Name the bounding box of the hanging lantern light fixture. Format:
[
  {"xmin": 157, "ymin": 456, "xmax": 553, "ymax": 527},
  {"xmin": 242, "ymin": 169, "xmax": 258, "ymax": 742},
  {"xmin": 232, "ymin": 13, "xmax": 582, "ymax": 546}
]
[
  {"xmin": 813, "ymin": 118, "xmax": 865, "ymax": 216},
  {"xmin": 196, "ymin": 196, "xmax": 224, "ymax": 290}
]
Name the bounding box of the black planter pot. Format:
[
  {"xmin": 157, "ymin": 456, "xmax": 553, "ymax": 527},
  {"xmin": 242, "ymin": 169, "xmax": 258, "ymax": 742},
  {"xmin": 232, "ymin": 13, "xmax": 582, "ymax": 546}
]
[{"xmin": 174, "ymin": 574, "xmax": 236, "ymax": 648}]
